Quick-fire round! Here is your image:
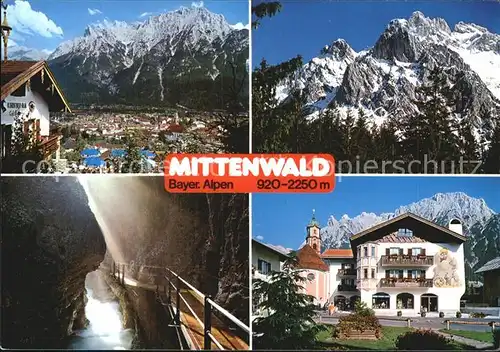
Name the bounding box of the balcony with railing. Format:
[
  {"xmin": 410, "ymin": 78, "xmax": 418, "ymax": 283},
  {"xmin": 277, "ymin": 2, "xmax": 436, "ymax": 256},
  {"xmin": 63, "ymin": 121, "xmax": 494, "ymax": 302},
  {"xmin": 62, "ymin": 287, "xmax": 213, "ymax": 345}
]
[
  {"xmin": 381, "ymin": 255, "xmax": 434, "ymax": 267},
  {"xmin": 379, "ymin": 277, "xmax": 433, "ymax": 288},
  {"xmin": 338, "ymin": 268, "xmax": 357, "ymax": 277},
  {"xmin": 337, "ymin": 284, "xmax": 358, "ymax": 292},
  {"xmin": 40, "ymin": 134, "xmax": 61, "ymax": 158}
]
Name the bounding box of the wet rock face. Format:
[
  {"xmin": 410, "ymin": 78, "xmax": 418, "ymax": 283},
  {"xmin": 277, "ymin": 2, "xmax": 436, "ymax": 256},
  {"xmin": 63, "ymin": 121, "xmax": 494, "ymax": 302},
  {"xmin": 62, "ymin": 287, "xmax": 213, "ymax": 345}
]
[
  {"xmin": 80, "ymin": 177, "xmax": 249, "ymax": 324},
  {"xmin": 0, "ymin": 177, "xmax": 107, "ymax": 348},
  {"xmin": 204, "ymin": 194, "xmax": 249, "ymax": 325}
]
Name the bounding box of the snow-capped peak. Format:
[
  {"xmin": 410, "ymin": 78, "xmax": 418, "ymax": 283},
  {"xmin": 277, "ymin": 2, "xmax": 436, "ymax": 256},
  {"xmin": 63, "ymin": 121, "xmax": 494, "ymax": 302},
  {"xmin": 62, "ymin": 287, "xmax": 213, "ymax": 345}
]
[
  {"xmin": 49, "ymin": 6, "xmax": 237, "ymax": 61},
  {"xmin": 321, "ymin": 192, "xmax": 495, "ymax": 249},
  {"xmin": 275, "ymin": 11, "xmax": 500, "ymax": 139}
]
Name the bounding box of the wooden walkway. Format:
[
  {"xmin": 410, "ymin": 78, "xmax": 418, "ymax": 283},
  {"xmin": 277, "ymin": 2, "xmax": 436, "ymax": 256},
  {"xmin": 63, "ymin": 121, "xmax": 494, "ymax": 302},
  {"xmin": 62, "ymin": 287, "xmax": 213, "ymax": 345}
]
[
  {"xmin": 161, "ymin": 289, "xmax": 248, "ymax": 350},
  {"xmin": 106, "ymin": 269, "xmax": 248, "ymax": 350}
]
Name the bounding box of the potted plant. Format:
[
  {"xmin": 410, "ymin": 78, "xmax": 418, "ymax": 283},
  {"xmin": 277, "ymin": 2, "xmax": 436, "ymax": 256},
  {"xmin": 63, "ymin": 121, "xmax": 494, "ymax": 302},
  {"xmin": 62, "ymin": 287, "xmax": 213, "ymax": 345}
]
[
  {"xmin": 439, "ymin": 312, "xmax": 445, "ymax": 318},
  {"xmin": 456, "ymin": 311, "xmax": 462, "ymax": 318},
  {"xmin": 397, "ymin": 310, "xmax": 402, "ymax": 317}
]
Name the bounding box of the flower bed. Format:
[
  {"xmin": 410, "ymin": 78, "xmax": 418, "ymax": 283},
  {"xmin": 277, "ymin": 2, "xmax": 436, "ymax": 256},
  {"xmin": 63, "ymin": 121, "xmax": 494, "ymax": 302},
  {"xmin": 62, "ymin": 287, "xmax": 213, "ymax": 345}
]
[{"xmin": 334, "ymin": 313, "xmax": 382, "ymax": 340}]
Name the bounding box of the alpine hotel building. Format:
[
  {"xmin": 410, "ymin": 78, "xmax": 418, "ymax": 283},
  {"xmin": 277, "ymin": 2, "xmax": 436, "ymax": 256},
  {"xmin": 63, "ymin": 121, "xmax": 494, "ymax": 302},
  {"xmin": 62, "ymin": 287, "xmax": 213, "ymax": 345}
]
[{"xmin": 296, "ymin": 212, "xmax": 467, "ymax": 315}]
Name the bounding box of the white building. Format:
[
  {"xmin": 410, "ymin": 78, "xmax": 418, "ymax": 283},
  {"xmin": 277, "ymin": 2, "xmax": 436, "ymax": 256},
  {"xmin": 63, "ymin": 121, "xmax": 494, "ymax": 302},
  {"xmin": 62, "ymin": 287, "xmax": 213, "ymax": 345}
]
[
  {"xmin": 295, "ymin": 212, "xmax": 467, "ymax": 317},
  {"xmin": 252, "ymin": 238, "xmax": 289, "ymax": 281},
  {"xmin": 351, "ymin": 213, "xmax": 466, "ymax": 316},
  {"xmin": 252, "ymin": 238, "xmax": 289, "ymax": 318},
  {"xmin": 1, "ymin": 60, "xmax": 71, "ymax": 162}
]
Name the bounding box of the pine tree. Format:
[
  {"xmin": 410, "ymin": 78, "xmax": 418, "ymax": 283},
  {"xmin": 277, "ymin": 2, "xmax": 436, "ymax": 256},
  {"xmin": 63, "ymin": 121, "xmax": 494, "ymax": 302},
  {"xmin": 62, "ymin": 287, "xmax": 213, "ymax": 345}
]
[
  {"xmin": 458, "ymin": 120, "xmax": 480, "ymax": 173},
  {"xmin": 253, "ymin": 254, "xmax": 326, "ymax": 350},
  {"xmin": 340, "ymin": 109, "xmax": 355, "ymax": 159},
  {"xmin": 401, "ymin": 67, "xmax": 459, "ymax": 172},
  {"xmin": 252, "ymin": 56, "xmax": 303, "ymax": 153},
  {"xmin": 373, "ymin": 120, "xmax": 400, "ymax": 173},
  {"xmin": 483, "ymin": 123, "xmax": 500, "ymax": 174},
  {"xmin": 252, "ymin": 1, "xmax": 282, "ymax": 28},
  {"xmin": 121, "ymin": 130, "xmax": 143, "ymax": 173},
  {"xmin": 351, "ymin": 109, "xmax": 374, "ymax": 167}
]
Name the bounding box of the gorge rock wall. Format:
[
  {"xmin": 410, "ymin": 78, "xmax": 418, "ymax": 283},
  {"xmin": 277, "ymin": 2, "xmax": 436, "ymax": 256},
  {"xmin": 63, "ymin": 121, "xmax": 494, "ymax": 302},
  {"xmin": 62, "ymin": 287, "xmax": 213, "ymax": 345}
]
[
  {"xmin": 1, "ymin": 177, "xmax": 107, "ymax": 348},
  {"xmin": 80, "ymin": 176, "xmax": 249, "ymax": 324}
]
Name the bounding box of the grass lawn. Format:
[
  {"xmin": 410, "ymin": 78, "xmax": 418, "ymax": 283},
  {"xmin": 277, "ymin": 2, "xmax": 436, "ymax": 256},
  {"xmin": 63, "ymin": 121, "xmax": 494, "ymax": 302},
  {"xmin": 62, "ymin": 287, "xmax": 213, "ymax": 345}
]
[
  {"xmin": 439, "ymin": 329, "xmax": 493, "ymax": 343},
  {"xmin": 316, "ymin": 325, "xmax": 476, "ymax": 350}
]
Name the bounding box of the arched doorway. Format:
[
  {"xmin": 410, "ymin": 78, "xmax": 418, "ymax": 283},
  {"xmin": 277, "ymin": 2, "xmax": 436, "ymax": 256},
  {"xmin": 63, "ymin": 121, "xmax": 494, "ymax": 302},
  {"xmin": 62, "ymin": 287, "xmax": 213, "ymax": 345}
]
[
  {"xmin": 372, "ymin": 292, "xmax": 390, "ymax": 309},
  {"xmin": 396, "ymin": 293, "xmax": 414, "ymax": 309},
  {"xmin": 421, "ymin": 293, "xmax": 438, "ymax": 312},
  {"xmin": 349, "ymin": 295, "xmax": 360, "ymax": 310},
  {"xmin": 334, "ymin": 295, "xmax": 347, "ymax": 311}
]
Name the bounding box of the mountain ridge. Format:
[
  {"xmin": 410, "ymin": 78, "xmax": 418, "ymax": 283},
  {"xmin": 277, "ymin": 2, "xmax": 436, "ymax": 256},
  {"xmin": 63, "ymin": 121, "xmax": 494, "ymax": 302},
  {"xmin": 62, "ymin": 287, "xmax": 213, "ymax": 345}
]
[
  {"xmin": 261, "ymin": 192, "xmax": 499, "ymax": 281},
  {"xmin": 42, "ymin": 6, "xmax": 249, "ymax": 108},
  {"xmin": 276, "ymin": 11, "xmax": 500, "ymax": 142}
]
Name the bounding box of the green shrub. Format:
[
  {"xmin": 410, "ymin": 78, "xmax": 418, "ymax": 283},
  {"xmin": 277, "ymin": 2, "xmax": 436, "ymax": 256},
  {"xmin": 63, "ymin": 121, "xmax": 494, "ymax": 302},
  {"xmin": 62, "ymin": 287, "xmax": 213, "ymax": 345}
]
[
  {"xmin": 470, "ymin": 312, "xmax": 486, "ymax": 318},
  {"xmin": 395, "ymin": 329, "xmax": 453, "ymax": 350},
  {"xmin": 456, "ymin": 311, "xmax": 461, "ymax": 318},
  {"xmin": 337, "ymin": 313, "xmax": 382, "ymax": 338},
  {"xmin": 493, "ymin": 328, "xmax": 500, "ymax": 349},
  {"xmin": 354, "ymin": 300, "xmax": 375, "ymax": 316}
]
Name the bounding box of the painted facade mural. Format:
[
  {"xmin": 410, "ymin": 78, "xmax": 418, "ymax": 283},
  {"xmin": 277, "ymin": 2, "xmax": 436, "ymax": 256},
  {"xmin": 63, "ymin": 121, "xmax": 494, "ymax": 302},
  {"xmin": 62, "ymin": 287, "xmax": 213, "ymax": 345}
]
[{"xmin": 432, "ymin": 248, "xmax": 461, "ymax": 288}]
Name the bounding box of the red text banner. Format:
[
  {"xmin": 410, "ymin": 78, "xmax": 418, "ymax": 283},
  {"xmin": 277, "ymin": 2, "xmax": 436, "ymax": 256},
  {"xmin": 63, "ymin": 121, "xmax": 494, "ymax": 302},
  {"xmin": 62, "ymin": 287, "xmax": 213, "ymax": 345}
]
[{"xmin": 164, "ymin": 154, "xmax": 336, "ymax": 193}]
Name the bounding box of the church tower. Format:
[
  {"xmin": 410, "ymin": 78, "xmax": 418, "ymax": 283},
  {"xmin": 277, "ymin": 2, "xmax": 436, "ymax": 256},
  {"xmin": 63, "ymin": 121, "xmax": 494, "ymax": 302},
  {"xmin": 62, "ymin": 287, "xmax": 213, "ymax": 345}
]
[{"xmin": 306, "ymin": 209, "xmax": 321, "ymax": 254}]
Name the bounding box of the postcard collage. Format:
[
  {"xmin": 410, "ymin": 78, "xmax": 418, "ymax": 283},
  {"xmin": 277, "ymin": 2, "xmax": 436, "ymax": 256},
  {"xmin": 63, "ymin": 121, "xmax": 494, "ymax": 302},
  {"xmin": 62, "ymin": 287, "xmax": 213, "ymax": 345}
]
[{"xmin": 1, "ymin": 0, "xmax": 499, "ymax": 350}]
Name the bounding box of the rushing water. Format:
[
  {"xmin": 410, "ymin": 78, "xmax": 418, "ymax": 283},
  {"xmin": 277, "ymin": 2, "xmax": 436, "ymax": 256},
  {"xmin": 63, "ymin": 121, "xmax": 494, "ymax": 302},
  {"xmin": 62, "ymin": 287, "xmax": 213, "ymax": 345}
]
[{"xmin": 68, "ymin": 272, "xmax": 134, "ymax": 350}]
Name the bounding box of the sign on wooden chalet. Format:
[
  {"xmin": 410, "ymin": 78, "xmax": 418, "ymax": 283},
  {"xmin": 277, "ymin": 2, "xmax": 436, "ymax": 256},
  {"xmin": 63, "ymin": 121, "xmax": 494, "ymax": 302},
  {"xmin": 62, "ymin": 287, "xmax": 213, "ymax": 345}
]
[{"xmin": 1, "ymin": 60, "xmax": 71, "ymax": 159}]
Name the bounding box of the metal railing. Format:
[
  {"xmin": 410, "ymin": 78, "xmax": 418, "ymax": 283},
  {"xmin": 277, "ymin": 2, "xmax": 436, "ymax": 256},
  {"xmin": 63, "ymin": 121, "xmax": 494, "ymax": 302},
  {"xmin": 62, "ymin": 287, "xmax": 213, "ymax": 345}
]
[
  {"xmin": 163, "ymin": 268, "xmax": 250, "ymax": 350},
  {"xmin": 380, "ymin": 255, "xmax": 434, "ymax": 266},
  {"xmin": 107, "ymin": 262, "xmax": 250, "ymax": 350}
]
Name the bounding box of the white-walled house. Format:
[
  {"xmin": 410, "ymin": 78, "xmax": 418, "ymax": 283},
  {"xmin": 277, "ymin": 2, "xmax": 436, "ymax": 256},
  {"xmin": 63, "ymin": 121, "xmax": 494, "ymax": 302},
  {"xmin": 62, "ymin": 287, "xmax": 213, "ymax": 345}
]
[
  {"xmin": 252, "ymin": 238, "xmax": 289, "ymax": 318},
  {"xmin": 351, "ymin": 213, "xmax": 467, "ymax": 316},
  {"xmin": 1, "ymin": 60, "xmax": 71, "ymax": 162},
  {"xmin": 295, "ymin": 211, "xmax": 466, "ymax": 316},
  {"xmin": 252, "ymin": 238, "xmax": 289, "ymax": 281},
  {"xmin": 322, "ymin": 248, "xmax": 359, "ymax": 310}
]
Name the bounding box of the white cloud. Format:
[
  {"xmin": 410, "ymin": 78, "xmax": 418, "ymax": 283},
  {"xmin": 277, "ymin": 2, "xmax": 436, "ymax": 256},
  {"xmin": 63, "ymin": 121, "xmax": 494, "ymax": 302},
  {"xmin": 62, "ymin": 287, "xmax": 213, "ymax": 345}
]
[
  {"xmin": 256, "ymin": 235, "xmax": 264, "ymax": 240},
  {"xmin": 88, "ymin": 8, "xmax": 103, "ymax": 16},
  {"xmin": 231, "ymin": 22, "xmax": 250, "ymax": 30},
  {"xmin": 139, "ymin": 12, "xmax": 153, "ymax": 18},
  {"xmin": 7, "ymin": 39, "xmax": 18, "ymax": 47},
  {"xmin": 7, "ymin": 0, "xmax": 63, "ymax": 38},
  {"xmin": 191, "ymin": 1, "xmax": 204, "ymax": 8}
]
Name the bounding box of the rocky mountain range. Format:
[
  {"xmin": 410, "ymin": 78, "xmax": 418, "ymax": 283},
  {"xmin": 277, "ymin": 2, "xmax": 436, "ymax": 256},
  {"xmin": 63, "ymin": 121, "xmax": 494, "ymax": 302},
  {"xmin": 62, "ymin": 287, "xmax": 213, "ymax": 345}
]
[
  {"xmin": 276, "ymin": 11, "xmax": 500, "ymax": 143},
  {"xmin": 43, "ymin": 7, "xmax": 248, "ymax": 108},
  {"xmin": 319, "ymin": 192, "xmax": 499, "ymax": 281},
  {"xmin": 3, "ymin": 45, "xmax": 52, "ymax": 61}
]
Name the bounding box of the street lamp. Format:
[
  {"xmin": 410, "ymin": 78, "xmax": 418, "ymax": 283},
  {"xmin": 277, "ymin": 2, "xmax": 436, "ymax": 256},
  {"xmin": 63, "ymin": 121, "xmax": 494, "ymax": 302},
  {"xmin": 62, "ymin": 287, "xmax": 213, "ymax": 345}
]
[{"xmin": 1, "ymin": 1, "xmax": 12, "ymax": 62}]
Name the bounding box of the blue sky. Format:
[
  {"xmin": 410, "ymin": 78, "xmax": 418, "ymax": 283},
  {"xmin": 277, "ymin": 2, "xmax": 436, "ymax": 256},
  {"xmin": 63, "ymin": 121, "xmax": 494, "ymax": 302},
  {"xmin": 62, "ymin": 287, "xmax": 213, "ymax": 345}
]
[
  {"xmin": 253, "ymin": 0, "xmax": 500, "ymax": 66},
  {"xmin": 4, "ymin": 0, "xmax": 248, "ymax": 53},
  {"xmin": 252, "ymin": 176, "xmax": 500, "ymax": 249}
]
